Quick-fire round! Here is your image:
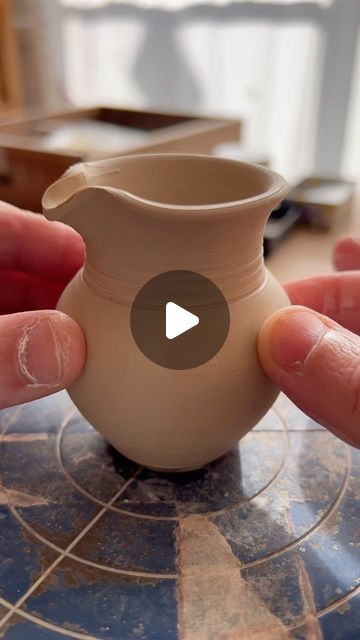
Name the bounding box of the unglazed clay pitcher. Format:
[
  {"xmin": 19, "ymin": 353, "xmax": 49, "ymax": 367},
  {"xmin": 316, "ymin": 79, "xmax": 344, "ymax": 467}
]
[{"xmin": 43, "ymin": 154, "xmax": 289, "ymax": 470}]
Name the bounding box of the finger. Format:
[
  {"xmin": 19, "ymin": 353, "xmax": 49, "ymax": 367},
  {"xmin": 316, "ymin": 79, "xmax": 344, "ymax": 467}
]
[
  {"xmin": 333, "ymin": 236, "xmax": 360, "ymax": 271},
  {"xmin": 284, "ymin": 272, "xmax": 360, "ymax": 335},
  {"xmin": 0, "ymin": 271, "xmax": 65, "ymax": 314},
  {"xmin": 258, "ymin": 305, "xmax": 360, "ymax": 448},
  {"xmin": 0, "ymin": 310, "xmax": 86, "ymax": 409},
  {"xmin": 0, "ymin": 201, "xmax": 84, "ymax": 282}
]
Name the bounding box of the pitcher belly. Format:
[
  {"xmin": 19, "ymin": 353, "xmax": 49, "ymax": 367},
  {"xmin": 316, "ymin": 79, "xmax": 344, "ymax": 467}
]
[{"xmin": 58, "ymin": 270, "xmax": 288, "ymax": 470}]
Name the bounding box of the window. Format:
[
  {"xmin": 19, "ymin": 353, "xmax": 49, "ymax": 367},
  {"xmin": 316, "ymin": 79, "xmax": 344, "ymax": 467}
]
[{"xmin": 55, "ymin": 0, "xmax": 360, "ymax": 182}]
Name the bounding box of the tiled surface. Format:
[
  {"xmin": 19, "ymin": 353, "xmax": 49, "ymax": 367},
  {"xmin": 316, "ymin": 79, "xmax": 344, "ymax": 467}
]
[
  {"xmin": 241, "ymin": 552, "xmax": 305, "ymax": 627},
  {"xmin": 212, "ymin": 431, "xmax": 348, "ymax": 564},
  {"xmin": 60, "ymin": 412, "xmax": 138, "ymax": 503},
  {"xmin": 0, "ymin": 606, "xmax": 9, "ymax": 620},
  {"xmin": 1, "ymin": 615, "xmax": 75, "ymax": 640},
  {"xmin": 1, "ymin": 432, "xmax": 99, "ymax": 549},
  {"xmin": 272, "ymin": 393, "xmax": 326, "ymax": 431},
  {"xmin": 5, "ymin": 394, "xmax": 73, "ymax": 435},
  {"xmin": 0, "ymin": 391, "xmax": 358, "ymax": 639},
  {"xmin": 72, "ymin": 510, "xmax": 178, "ymax": 575},
  {"xmin": 298, "ymin": 448, "xmax": 360, "ymax": 611},
  {"xmin": 0, "ymin": 505, "xmax": 58, "ymax": 604},
  {"xmin": 23, "ymin": 558, "xmax": 178, "ymax": 640},
  {"xmin": 115, "ymin": 428, "xmax": 286, "ymax": 517},
  {"xmin": 319, "ymin": 590, "xmax": 360, "ymax": 640}
]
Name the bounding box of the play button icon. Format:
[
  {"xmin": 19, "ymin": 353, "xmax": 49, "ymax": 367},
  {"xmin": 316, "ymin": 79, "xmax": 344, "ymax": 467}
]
[
  {"xmin": 166, "ymin": 302, "xmax": 199, "ymax": 340},
  {"xmin": 130, "ymin": 270, "xmax": 230, "ymax": 370}
]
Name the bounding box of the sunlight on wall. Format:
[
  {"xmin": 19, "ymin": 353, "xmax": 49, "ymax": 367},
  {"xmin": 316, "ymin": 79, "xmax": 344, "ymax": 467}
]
[
  {"xmin": 342, "ymin": 26, "xmax": 360, "ymax": 186},
  {"xmin": 63, "ymin": 11, "xmax": 322, "ymax": 182}
]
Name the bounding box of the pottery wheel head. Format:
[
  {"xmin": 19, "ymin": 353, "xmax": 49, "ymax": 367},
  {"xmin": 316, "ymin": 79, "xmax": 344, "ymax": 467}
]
[{"xmin": 0, "ymin": 391, "xmax": 358, "ymax": 638}]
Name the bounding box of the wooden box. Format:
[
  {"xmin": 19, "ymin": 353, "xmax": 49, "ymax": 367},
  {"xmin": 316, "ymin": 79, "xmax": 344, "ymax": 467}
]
[
  {"xmin": 0, "ymin": 106, "xmax": 241, "ymax": 210},
  {"xmin": 290, "ymin": 176, "xmax": 355, "ymax": 229}
]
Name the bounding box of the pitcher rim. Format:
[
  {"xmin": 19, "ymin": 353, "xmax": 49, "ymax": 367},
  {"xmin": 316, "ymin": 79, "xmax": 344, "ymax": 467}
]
[{"xmin": 42, "ymin": 153, "xmax": 288, "ymax": 218}]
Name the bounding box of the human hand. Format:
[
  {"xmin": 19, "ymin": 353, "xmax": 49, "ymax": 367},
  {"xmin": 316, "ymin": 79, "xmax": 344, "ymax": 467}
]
[
  {"xmin": 0, "ymin": 201, "xmax": 86, "ymax": 409},
  {"xmin": 258, "ymin": 236, "xmax": 360, "ymax": 448}
]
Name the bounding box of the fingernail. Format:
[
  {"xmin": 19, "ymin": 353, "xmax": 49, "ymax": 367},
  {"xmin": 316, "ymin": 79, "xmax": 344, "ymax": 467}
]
[
  {"xmin": 17, "ymin": 315, "xmax": 69, "ymax": 387},
  {"xmin": 268, "ymin": 309, "xmax": 327, "ymax": 371}
]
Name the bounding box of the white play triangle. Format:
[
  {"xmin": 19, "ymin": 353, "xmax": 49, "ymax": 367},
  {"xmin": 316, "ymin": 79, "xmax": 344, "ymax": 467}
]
[{"xmin": 166, "ymin": 302, "xmax": 199, "ymax": 340}]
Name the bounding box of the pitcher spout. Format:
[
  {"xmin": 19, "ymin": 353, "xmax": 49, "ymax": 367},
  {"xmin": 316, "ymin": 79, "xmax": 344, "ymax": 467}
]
[
  {"xmin": 42, "ymin": 160, "xmax": 134, "ymax": 223},
  {"xmin": 42, "ymin": 163, "xmax": 88, "ymax": 220}
]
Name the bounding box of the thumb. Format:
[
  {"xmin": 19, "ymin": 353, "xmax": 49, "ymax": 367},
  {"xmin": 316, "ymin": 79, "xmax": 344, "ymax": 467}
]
[
  {"xmin": 0, "ymin": 310, "xmax": 86, "ymax": 409},
  {"xmin": 258, "ymin": 305, "xmax": 360, "ymax": 448}
]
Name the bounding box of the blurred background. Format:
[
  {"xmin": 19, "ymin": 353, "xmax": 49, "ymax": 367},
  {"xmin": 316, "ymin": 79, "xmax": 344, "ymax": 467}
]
[
  {"xmin": 1, "ymin": 0, "xmax": 359, "ymax": 181},
  {"xmin": 0, "ymin": 0, "xmax": 359, "ymax": 264}
]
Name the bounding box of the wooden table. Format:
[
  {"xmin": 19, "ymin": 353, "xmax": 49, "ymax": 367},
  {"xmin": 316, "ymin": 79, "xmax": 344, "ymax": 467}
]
[{"xmin": 266, "ymin": 198, "xmax": 360, "ymax": 282}]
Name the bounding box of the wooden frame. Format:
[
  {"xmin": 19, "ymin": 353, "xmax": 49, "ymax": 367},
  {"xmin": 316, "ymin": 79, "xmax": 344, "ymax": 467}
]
[
  {"xmin": 0, "ymin": 105, "xmax": 241, "ymax": 210},
  {"xmin": 0, "ymin": 0, "xmax": 22, "ymax": 113}
]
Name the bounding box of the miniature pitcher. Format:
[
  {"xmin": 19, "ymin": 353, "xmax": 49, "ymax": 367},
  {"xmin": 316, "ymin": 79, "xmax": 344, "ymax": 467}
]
[{"xmin": 43, "ymin": 154, "xmax": 289, "ymax": 470}]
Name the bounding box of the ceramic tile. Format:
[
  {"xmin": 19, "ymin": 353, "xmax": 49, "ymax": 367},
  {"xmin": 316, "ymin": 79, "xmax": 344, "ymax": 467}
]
[
  {"xmin": 5, "ymin": 393, "xmax": 73, "ymax": 435},
  {"xmin": 253, "ymin": 407, "xmax": 284, "ymax": 431},
  {"xmin": 0, "ymin": 505, "xmax": 58, "ymax": 604},
  {"xmin": 22, "ymin": 557, "xmax": 178, "ymax": 640},
  {"xmin": 212, "ymin": 499, "xmax": 292, "ymax": 565},
  {"xmin": 212, "ymin": 431, "xmax": 347, "ymax": 564},
  {"xmin": 0, "ymin": 614, "xmax": 76, "ymax": 640},
  {"xmin": 0, "ymin": 604, "xmax": 10, "ymax": 620},
  {"xmin": 273, "ymin": 394, "xmax": 325, "ymax": 431},
  {"xmin": 299, "ymin": 448, "xmax": 360, "ymax": 611},
  {"xmin": 176, "ymin": 513, "xmax": 308, "ymax": 639},
  {"xmin": 60, "ymin": 412, "xmax": 138, "ymax": 503},
  {"xmin": 1, "ymin": 436, "xmax": 100, "ymax": 548},
  {"xmin": 319, "ymin": 590, "xmax": 360, "ymax": 640},
  {"xmin": 289, "ymin": 625, "xmax": 314, "ymax": 639},
  {"xmin": 116, "ymin": 430, "xmax": 286, "ymax": 517},
  {"xmin": 72, "ymin": 509, "xmax": 177, "ymax": 575},
  {"xmin": 241, "ymin": 552, "xmax": 305, "ymax": 628},
  {"xmin": 0, "ymin": 407, "xmax": 22, "ymax": 436},
  {"xmin": 0, "ymin": 393, "xmax": 358, "ymax": 640},
  {"xmin": 286, "ymin": 431, "xmax": 348, "ymax": 537},
  {"xmin": 289, "ymin": 626, "xmax": 311, "ymax": 640}
]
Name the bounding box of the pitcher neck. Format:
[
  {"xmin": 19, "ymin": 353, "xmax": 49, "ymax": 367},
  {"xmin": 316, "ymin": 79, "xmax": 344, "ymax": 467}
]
[{"xmin": 82, "ymin": 213, "xmax": 268, "ymax": 305}]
